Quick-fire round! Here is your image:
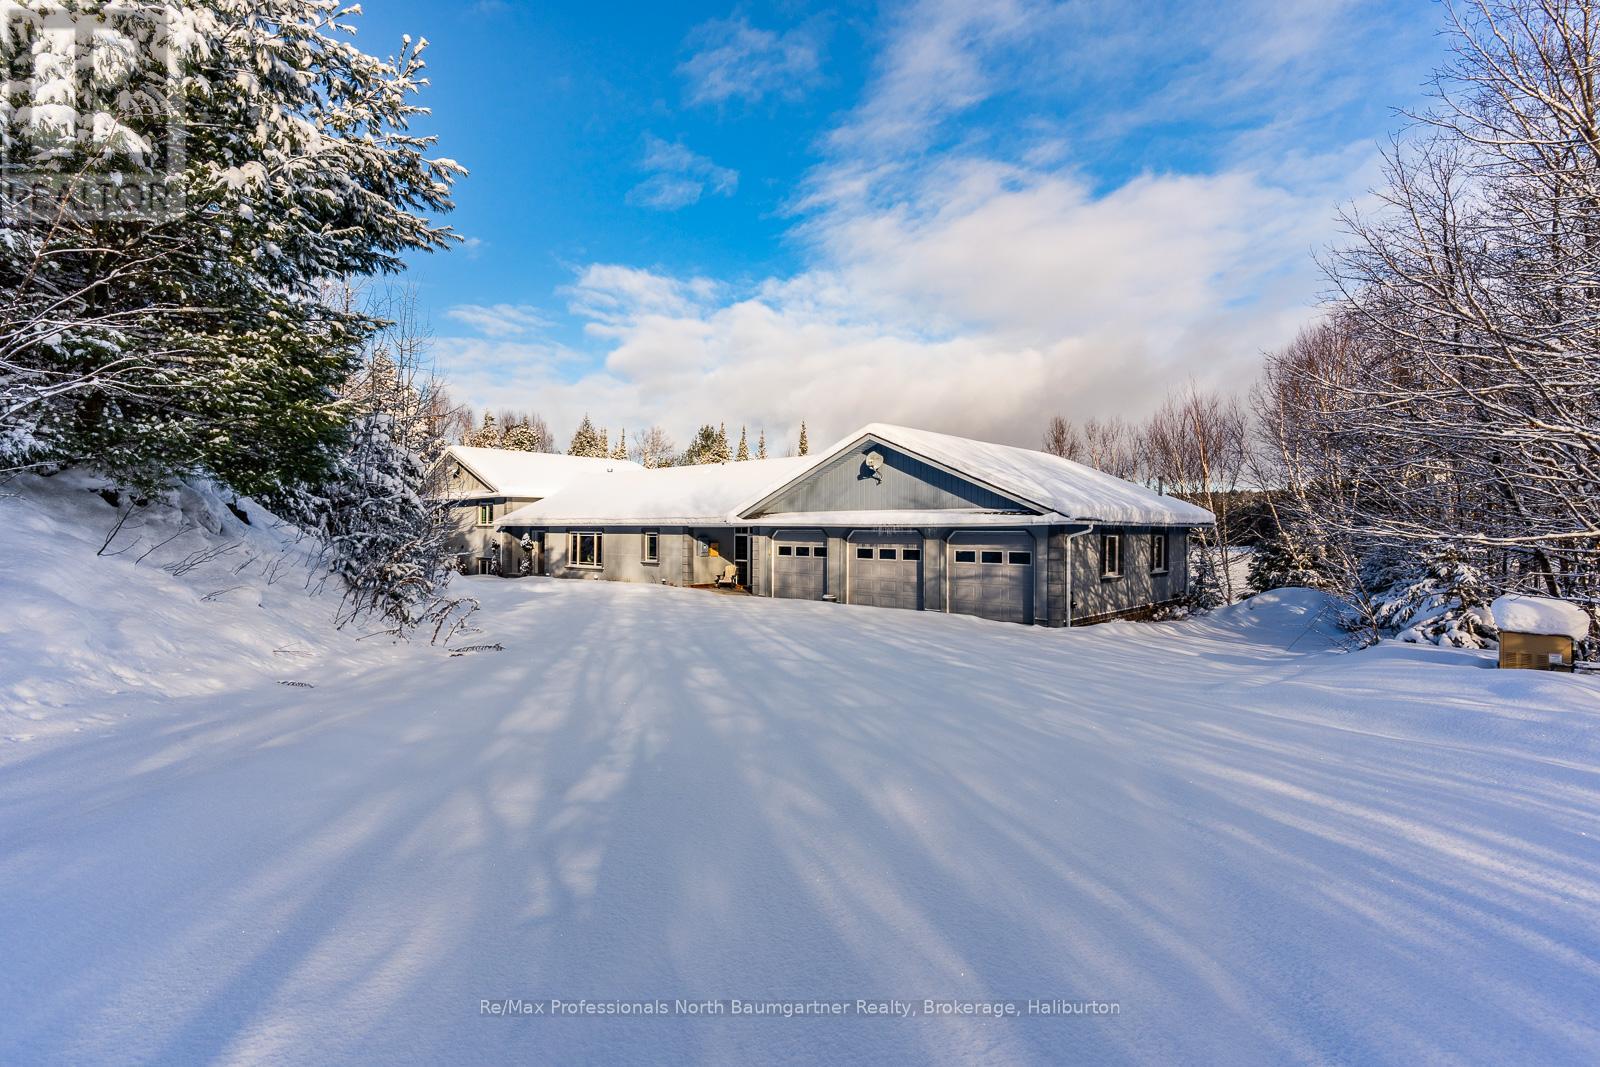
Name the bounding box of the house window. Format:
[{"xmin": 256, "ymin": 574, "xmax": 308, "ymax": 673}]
[
  {"xmin": 1009, "ymin": 551, "xmax": 1032, "ymax": 565},
  {"xmin": 814, "ymin": 545, "xmax": 827, "ymax": 558},
  {"xmin": 1150, "ymin": 532, "xmax": 1168, "ymax": 574},
  {"xmin": 1101, "ymin": 533, "xmax": 1122, "ymax": 578},
  {"xmin": 796, "ymin": 546, "xmax": 812, "ymax": 557},
  {"xmin": 642, "ymin": 531, "xmax": 659, "ymax": 564},
  {"xmin": 569, "ymin": 531, "xmax": 603, "ymax": 568},
  {"xmin": 476, "ymin": 504, "xmax": 493, "ymax": 527},
  {"xmin": 878, "ymin": 548, "xmax": 897, "ymax": 560},
  {"xmin": 856, "ymin": 546, "xmax": 873, "ymax": 559},
  {"xmin": 903, "ymin": 548, "xmax": 921, "ymax": 561},
  {"xmin": 778, "ymin": 545, "xmax": 792, "ymax": 556},
  {"xmin": 955, "ymin": 549, "xmax": 977, "ymax": 563},
  {"xmin": 980, "ymin": 550, "xmax": 1003, "ymax": 564}
]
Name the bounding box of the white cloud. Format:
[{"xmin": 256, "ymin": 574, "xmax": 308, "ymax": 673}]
[
  {"xmin": 433, "ymin": 146, "xmax": 1346, "ymax": 451},
  {"xmin": 431, "ymin": 0, "xmax": 1436, "ymax": 450},
  {"xmin": 445, "ymin": 303, "xmax": 551, "ymax": 338},
  {"xmin": 678, "ymin": 16, "xmax": 823, "ymax": 107},
  {"xmin": 831, "ymin": 0, "xmax": 1037, "ymax": 151},
  {"xmin": 625, "ymin": 135, "xmax": 738, "ymax": 211}
]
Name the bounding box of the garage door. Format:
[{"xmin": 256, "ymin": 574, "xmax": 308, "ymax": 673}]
[
  {"xmin": 773, "ymin": 538, "xmax": 826, "ymax": 600},
  {"xmin": 950, "ymin": 539, "xmax": 1034, "ymax": 624},
  {"xmin": 849, "ymin": 541, "xmax": 922, "ymax": 611}
]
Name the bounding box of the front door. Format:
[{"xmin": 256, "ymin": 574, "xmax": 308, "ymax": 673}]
[{"xmin": 735, "ymin": 531, "xmax": 750, "ymax": 588}]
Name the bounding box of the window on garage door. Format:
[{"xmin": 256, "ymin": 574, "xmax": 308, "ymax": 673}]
[
  {"xmin": 950, "ymin": 540, "xmax": 1033, "ymax": 624},
  {"xmin": 773, "ymin": 538, "xmax": 827, "ymax": 601},
  {"xmin": 848, "ymin": 539, "xmax": 921, "ymax": 612}
]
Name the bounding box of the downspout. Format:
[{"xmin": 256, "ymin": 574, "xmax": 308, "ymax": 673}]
[{"xmin": 1064, "ymin": 524, "xmax": 1095, "ymax": 627}]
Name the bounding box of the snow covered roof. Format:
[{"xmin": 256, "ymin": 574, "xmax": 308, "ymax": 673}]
[
  {"xmin": 1491, "ymin": 595, "xmax": 1591, "ymax": 641},
  {"xmin": 751, "ymin": 510, "xmax": 1060, "ymax": 528},
  {"xmin": 498, "ymin": 457, "xmax": 818, "ymax": 526},
  {"xmin": 740, "ymin": 423, "xmax": 1215, "ymax": 526},
  {"xmin": 439, "ymin": 446, "xmax": 643, "ymax": 500}
]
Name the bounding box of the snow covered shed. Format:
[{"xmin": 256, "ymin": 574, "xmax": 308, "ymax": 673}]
[
  {"xmin": 498, "ymin": 424, "xmax": 1213, "ymax": 626},
  {"xmin": 1492, "ymin": 595, "xmax": 1588, "ymax": 672},
  {"xmin": 432, "ymin": 447, "xmax": 643, "ymax": 575}
]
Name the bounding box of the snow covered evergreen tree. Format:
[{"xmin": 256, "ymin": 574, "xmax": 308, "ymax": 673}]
[
  {"xmin": 757, "ymin": 429, "xmax": 767, "ymax": 459},
  {"xmin": 0, "ymin": 1, "xmax": 462, "ymax": 499},
  {"xmin": 1248, "ymin": 517, "xmax": 1335, "ymax": 595},
  {"xmin": 611, "ymin": 428, "xmax": 628, "ymax": 461},
  {"xmin": 280, "ymin": 291, "xmax": 469, "ymax": 638},
  {"xmin": 500, "ymin": 420, "xmax": 541, "ymax": 452},
  {"xmin": 735, "ymin": 426, "xmax": 750, "ymax": 461},
  {"xmin": 567, "ymin": 415, "xmax": 607, "ymax": 457},
  {"xmin": 680, "ymin": 424, "xmax": 722, "ymax": 465},
  {"xmin": 713, "ymin": 423, "xmax": 731, "ymax": 464},
  {"xmin": 465, "ymin": 412, "xmax": 501, "ymax": 449},
  {"xmin": 798, "ymin": 421, "xmax": 809, "ymax": 456},
  {"xmin": 1364, "ymin": 548, "xmax": 1498, "ymax": 649}
]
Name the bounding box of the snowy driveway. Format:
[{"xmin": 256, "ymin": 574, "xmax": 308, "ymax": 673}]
[{"xmin": 2, "ymin": 580, "xmax": 1599, "ymax": 1065}]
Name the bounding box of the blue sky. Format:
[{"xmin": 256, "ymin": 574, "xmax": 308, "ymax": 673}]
[{"xmin": 359, "ymin": 0, "xmax": 1447, "ymax": 452}]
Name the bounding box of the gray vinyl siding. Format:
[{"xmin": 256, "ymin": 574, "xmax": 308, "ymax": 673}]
[
  {"xmin": 529, "ymin": 526, "xmax": 740, "ymax": 587},
  {"xmin": 750, "ymin": 439, "xmax": 1031, "ymax": 515},
  {"xmin": 442, "ymin": 464, "xmax": 493, "ymax": 498},
  {"xmin": 445, "ymin": 496, "xmax": 539, "ymax": 575},
  {"xmin": 1068, "ymin": 526, "xmax": 1189, "ymax": 623},
  {"xmin": 542, "ymin": 526, "xmax": 685, "ymax": 584}
]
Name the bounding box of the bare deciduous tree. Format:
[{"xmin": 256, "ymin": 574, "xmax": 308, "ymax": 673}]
[
  {"xmin": 1041, "ymin": 415, "xmax": 1083, "ymax": 460},
  {"xmin": 630, "ymin": 425, "xmax": 676, "ymax": 468},
  {"xmin": 1306, "ymin": 0, "xmax": 1600, "ymax": 618},
  {"xmin": 1145, "ymin": 386, "xmax": 1250, "ymax": 602}
]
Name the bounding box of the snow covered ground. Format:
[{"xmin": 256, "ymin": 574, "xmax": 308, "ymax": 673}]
[{"xmin": 3, "ymin": 484, "xmax": 1599, "ymax": 1064}]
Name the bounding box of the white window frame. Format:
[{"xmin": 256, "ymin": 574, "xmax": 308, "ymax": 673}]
[
  {"xmin": 1101, "ymin": 533, "xmax": 1122, "ymax": 578},
  {"xmin": 476, "ymin": 504, "xmax": 493, "ymax": 527},
  {"xmin": 642, "ymin": 530, "xmax": 659, "ymax": 564},
  {"xmin": 569, "ymin": 530, "xmax": 603, "ymax": 569},
  {"xmin": 1150, "ymin": 532, "xmax": 1168, "ymax": 574}
]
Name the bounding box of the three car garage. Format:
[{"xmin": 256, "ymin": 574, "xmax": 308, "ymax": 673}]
[{"xmin": 764, "ymin": 530, "xmax": 1035, "ymax": 625}]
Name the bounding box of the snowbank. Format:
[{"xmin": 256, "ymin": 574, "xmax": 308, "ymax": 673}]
[
  {"xmin": 1491, "ymin": 594, "xmax": 1591, "ymax": 641},
  {"xmin": 0, "ymin": 470, "xmax": 416, "ymax": 741}
]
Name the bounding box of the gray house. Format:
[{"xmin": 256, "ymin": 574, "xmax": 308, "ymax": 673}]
[
  {"xmin": 498, "ymin": 423, "xmax": 1213, "ymax": 626},
  {"xmin": 433, "ymin": 446, "xmax": 642, "ymax": 575}
]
